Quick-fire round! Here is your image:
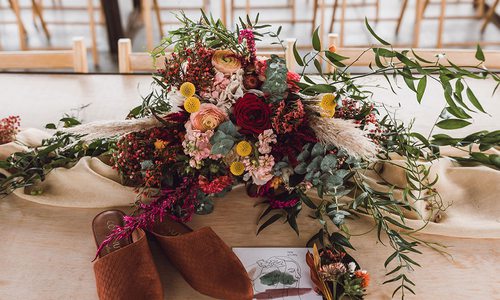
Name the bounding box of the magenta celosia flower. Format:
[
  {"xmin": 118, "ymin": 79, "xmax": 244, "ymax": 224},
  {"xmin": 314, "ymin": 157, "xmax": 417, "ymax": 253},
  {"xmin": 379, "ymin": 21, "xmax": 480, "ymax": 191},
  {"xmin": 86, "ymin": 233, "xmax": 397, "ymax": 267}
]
[{"xmin": 239, "ymin": 29, "xmax": 256, "ymax": 63}]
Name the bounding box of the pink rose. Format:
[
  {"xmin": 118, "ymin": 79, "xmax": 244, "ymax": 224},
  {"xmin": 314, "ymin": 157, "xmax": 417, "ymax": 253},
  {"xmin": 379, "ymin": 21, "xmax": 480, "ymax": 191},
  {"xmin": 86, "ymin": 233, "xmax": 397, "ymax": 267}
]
[{"xmin": 190, "ymin": 103, "xmax": 228, "ymax": 132}]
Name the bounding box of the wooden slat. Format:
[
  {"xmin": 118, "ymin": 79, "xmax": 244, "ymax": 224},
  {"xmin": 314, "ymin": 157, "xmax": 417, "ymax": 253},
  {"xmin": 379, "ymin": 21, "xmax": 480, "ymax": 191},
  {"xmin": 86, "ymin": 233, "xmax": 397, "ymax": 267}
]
[{"xmin": 0, "ymin": 51, "xmax": 74, "ymax": 69}]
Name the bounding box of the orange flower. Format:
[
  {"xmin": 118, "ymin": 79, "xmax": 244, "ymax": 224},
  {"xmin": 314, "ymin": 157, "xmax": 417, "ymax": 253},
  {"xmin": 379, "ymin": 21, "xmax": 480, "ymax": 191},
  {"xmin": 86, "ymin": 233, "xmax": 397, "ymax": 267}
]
[
  {"xmin": 154, "ymin": 139, "xmax": 168, "ymax": 150},
  {"xmin": 354, "ymin": 270, "xmax": 370, "ymax": 288},
  {"xmin": 190, "ymin": 103, "xmax": 228, "ymax": 132}
]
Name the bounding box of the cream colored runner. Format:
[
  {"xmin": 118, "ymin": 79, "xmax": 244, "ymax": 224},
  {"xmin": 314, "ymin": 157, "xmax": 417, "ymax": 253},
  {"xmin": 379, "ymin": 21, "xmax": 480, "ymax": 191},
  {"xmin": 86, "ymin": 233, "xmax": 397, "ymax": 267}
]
[{"xmin": 2, "ymin": 129, "xmax": 499, "ymax": 239}]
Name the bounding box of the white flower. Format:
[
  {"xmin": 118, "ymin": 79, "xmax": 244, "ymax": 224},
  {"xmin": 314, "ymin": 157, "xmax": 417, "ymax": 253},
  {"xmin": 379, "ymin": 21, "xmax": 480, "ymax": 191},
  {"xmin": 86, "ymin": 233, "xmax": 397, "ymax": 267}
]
[
  {"xmin": 348, "ymin": 262, "xmax": 356, "ymax": 273},
  {"xmin": 167, "ymin": 88, "xmax": 185, "ymax": 112}
]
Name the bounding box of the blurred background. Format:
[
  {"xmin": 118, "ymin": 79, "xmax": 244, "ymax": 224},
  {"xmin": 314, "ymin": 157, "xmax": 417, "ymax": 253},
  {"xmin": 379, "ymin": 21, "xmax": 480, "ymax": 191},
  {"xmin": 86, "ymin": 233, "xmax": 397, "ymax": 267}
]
[{"xmin": 0, "ymin": 0, "xmax": 498, "ymax": 72}]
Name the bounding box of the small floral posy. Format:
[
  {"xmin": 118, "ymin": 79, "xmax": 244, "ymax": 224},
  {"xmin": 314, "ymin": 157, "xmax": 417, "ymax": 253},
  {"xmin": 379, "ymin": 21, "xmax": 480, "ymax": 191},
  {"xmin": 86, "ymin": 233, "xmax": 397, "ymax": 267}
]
[
  {"xmin": 1, "ymin": 11, "xmax": 499, "ymax": 300},
  {"xmin": 307, "ymin": 244, "xmax": 370, "ymax": 300}
]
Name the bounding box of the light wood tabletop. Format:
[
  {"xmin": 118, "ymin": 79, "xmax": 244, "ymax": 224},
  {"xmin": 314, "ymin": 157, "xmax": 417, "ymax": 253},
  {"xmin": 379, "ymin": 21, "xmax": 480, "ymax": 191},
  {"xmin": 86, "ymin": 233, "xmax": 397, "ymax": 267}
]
[
  {"xmin": 1, "ymin": 73, "xmax": 499, "ymax": 299},
  {"xmin": 1, "ymin": 72, "xmax": 498, "ymax": 134}
]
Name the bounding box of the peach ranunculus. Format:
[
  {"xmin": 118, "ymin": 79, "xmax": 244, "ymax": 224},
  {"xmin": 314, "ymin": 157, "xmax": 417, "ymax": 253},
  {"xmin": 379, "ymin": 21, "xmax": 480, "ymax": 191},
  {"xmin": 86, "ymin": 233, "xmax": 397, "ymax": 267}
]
[
  {"xmin": 212, "ymin": 50, "xmax": 242, "ymax": 74},
  {"xmin": 190, "ymin": 103, "xmax": 228, "ymax": 132}
]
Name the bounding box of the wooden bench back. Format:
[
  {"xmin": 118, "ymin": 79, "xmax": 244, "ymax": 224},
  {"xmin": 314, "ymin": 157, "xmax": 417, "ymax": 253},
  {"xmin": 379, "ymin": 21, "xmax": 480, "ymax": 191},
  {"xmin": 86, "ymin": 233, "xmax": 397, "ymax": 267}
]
[{"xmin": 0, "ymin": 37, "xmax": 88, "ymax": 73}]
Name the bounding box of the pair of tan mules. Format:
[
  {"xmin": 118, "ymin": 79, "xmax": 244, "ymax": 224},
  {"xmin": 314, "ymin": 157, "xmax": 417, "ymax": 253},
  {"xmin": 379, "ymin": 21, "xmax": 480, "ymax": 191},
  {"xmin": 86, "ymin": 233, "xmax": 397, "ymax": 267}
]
[{"xmin": 92, "ymin": 210, "xmax": 253, "ymax": 300}]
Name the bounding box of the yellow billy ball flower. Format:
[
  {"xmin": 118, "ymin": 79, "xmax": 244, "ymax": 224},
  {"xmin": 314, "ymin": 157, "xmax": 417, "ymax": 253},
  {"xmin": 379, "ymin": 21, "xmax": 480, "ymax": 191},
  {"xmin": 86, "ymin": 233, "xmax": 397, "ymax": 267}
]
[
  {"xmin": 154, "ymin": 139, "xmax": 167, "ymax": 150},
  {"xmin": 236, "ymin": 141, "xmax": 252, "ymax": 157},
  {"xmin": 230, "ymin": 161, "xmax": 245, "ymax": 176},
  {"xmin": 320, "ymin": 93, "xmax": 337, "ymax": 111},
  {"xmin": 179, "ymin": 82, "xmax": 196, "ymax": 97},
  {"xmin": 184, "ymin": 97, "xmax": 201, "ymax": 113},
  {"xmin": 320, "ymin": 93, "xmax": 337, "ymax": 118}
]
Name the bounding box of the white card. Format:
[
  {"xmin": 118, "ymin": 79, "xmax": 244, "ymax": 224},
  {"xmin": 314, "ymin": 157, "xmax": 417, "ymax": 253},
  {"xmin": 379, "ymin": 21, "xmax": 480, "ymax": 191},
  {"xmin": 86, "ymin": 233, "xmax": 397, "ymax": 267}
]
[{"xmin": 233, "ymin": 247, "xmax": 322, "ymax": 300}]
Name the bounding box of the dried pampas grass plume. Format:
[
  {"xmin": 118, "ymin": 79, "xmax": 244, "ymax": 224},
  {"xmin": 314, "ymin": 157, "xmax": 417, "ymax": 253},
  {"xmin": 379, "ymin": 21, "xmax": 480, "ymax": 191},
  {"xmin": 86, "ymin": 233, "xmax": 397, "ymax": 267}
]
[
  {"xmin": 61, "ymin": 116, "xmax": 162, "ymax": 141},
  {"xmin": 308, "ymin": 106, "xmax": 379, "ymax": 159}
]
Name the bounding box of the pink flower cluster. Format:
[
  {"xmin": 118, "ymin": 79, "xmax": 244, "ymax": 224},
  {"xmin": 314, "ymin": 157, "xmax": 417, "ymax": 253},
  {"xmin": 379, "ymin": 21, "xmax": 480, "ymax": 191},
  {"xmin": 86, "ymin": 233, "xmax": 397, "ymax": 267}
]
[
  {"xmin": 183, "ymin": 122, "xmax": 219, "ymax": 169},
  {"xmin": 201, "ymin": 72, "xmax": 230, "ymax": 100},
  {"xmin": 238, "ymin": 29, "xmax": 256, "ymax": 63},
  {"xmin": 272, "ymin": 99, "xmax": 305, "ymax": 134},
  {"xmin": 257, "ymin": 129, "xmax": 277, "ymax": 154},
  {"xmin": 0, "ymin": 115, "xmax": 20, "ymax": 145},
  {"xmin": 243, "ymin": 154, "xmax": 275, "ymax": 186},
  {"xmin": 255, "ymin": 59, "xmax": 268, "ymax": 81}
]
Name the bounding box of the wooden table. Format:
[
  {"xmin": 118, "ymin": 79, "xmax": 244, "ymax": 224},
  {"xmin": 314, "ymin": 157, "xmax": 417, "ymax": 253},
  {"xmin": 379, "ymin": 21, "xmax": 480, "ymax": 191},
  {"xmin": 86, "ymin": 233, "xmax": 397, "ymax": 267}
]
[{"xmin": 1, "ymin": 73, "xmax": 499, "ymax": 299}]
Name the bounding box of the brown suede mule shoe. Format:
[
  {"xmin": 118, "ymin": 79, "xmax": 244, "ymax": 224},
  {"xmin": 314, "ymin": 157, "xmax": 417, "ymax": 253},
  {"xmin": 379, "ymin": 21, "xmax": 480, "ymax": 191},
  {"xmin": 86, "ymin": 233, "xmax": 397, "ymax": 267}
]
[
  {"xmin": 150, "ymin": 219, "xmax": 253, "ymax": 300},
  {"xmin": 92, "ymin": 210, "xmax": 163, "ymax": 300}
]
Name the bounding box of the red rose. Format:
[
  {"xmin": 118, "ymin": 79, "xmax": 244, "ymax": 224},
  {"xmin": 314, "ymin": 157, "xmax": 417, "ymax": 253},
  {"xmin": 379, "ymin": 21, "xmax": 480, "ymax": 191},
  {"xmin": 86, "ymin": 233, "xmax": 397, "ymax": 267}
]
[{"xmin": 233, "ymin": 93, "xmax": 271, "ymax": 134}]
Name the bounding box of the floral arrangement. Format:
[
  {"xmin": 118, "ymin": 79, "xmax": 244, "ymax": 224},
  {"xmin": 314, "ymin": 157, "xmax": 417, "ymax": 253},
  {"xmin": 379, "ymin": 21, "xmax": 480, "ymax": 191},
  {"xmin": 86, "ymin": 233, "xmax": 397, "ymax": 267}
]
[
  {"xmin": 0, "ymin": 116, "xmax": 21, "ymax": 145},
  {"xmin": 307, "ymin": 245, "xmax": 369, "ymax": 300},
  {"xmin": 1, "ymin": 13, "xmax": 499, "ymax": 299}
]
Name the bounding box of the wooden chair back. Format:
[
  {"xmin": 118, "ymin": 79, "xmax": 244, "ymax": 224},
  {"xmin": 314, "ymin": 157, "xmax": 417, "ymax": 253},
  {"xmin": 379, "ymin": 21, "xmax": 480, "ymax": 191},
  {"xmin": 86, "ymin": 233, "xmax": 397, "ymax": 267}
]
[
  {"xmin": 327, "ymin": 33, "xmax": 500, "ymax": 72},
  {"xmin": 25, "ymin": 0, "xmax": 103, "ymax": 66},
  {"xmin": 118, "ymin": 38, "xmax": 297, "ymax": 73},
  {"xmin": 141, "ymin": 0, "xmax": 214, "ymax": 50},
  {"xmin": 0, "ymin": 37, "xmax": 88, "ymax": 72},
  {"xmin": 118, "ymin": 38, "xmax": 166, "ymax": 73}
]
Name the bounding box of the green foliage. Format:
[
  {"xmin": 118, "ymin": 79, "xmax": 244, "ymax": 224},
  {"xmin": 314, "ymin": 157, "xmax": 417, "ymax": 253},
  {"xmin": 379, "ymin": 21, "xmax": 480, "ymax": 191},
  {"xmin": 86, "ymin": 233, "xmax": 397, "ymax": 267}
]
[
  {"xmin": 261, "ymin": 55, "xmax": 289, "ymax": 103},
  {"xmin": 0, "ymin": 132, "xmax": 115, "ymax": 196},
  {"xmin": 210, "ymin": 121, "xmax": 242, "ymax": 155}
]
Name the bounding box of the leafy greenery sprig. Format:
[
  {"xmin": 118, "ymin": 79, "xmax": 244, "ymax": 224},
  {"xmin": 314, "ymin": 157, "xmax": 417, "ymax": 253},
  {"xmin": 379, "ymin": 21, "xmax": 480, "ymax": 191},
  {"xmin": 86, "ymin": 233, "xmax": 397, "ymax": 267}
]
[
  {"xmin": 286, "ymin": 18, "xmax": 499, "ymax": 298},
  {"xmin": 0, "ymin": 116, "xmax": 115, "ymax": 196}
]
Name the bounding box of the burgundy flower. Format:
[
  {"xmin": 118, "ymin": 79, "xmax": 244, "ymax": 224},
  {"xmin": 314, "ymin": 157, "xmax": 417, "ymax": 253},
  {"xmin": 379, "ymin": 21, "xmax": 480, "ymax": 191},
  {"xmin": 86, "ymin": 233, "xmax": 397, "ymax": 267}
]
[
  {"xmin": 243, "ymin": 74, "xmax": 261, "ymax": 89},
  {"xmin": 233, "ymin": 93, "xmax": 272, "ymax": 135}
]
